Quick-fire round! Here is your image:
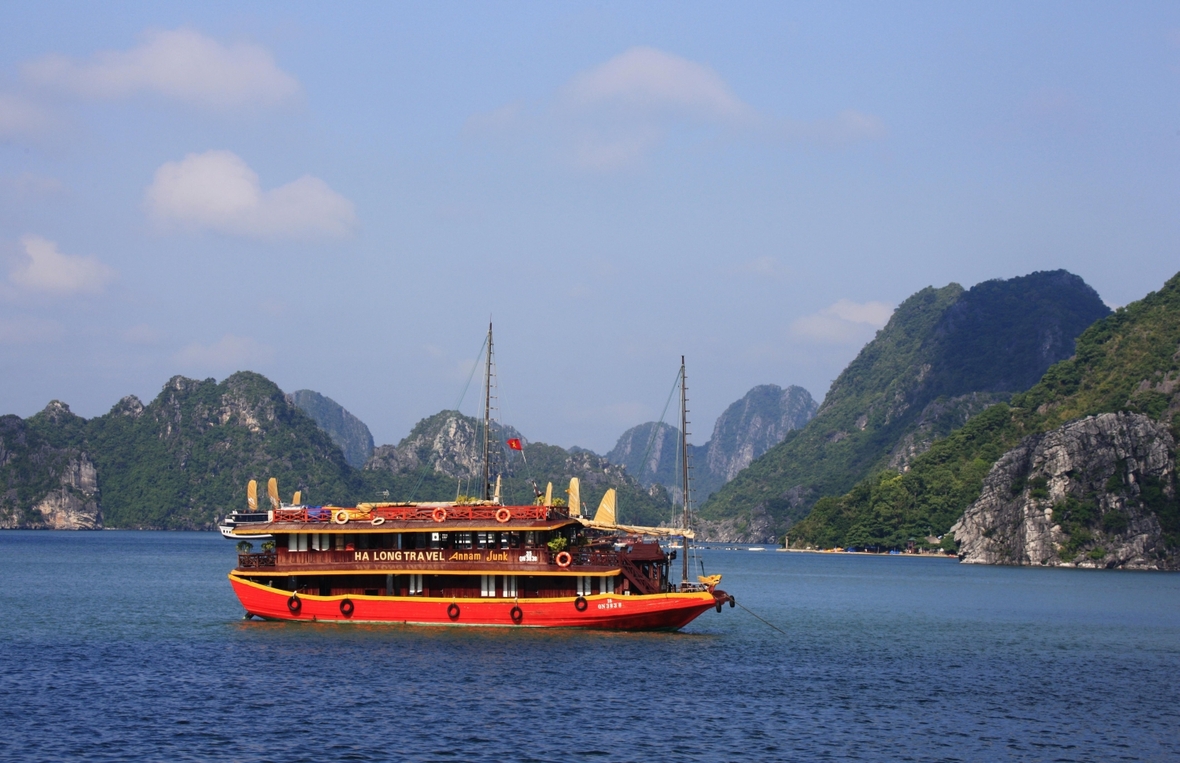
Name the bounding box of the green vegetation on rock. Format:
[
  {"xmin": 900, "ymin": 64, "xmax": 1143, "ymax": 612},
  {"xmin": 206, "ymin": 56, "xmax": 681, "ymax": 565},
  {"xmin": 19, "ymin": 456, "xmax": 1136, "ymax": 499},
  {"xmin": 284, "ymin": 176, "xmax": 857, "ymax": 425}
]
[
  {"xmin": 701, "ymin": 270, "xmax": 1110, "ymax": 542},
  {"xmin": 790, "ymin": 270, "xmax": 1180, "ymax": 550}
]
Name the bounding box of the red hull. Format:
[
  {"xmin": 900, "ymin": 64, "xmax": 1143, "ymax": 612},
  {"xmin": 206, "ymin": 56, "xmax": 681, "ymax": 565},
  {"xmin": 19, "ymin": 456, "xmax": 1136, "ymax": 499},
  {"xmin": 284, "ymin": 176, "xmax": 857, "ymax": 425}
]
[{"xmin": 230, "ymin": 574, "xmax": 723, "ymax": 631}]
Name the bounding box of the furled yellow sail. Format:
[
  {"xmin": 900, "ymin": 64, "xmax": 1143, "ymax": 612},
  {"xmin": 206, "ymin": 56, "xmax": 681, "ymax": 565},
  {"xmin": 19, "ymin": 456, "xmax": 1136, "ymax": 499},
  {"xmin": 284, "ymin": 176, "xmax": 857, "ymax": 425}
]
[
  {"xmin": 267, "ymin": 478, "xmax": 280, "ymax": 511},
  {"xmin": 544, "ymin": 481, "xmax": 553, "ymax": 507},
  {"xmin": 292, "ymin": 490, "xmax": 301, "ymax": 505},
  {"xmin": 247, "ymin": 479, "xmax": 258, "ymax": 511},
  {"xmin": 593, "ymin": 489, "xmax": 616, "ymax": 525},
  {"xmin": 568, "ymin": 478, "xmax": 581, "ymax": 517}
]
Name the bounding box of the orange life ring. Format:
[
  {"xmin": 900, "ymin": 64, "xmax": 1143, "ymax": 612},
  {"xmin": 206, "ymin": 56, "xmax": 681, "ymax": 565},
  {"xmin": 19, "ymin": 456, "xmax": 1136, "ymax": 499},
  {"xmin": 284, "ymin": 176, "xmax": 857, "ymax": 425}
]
[
  {"xmin": 555, "ymin": 551, "xmax": 572, "ymax": 568},
  {"xmin": 495, "ymin": 508, "xmax": 511, "ymax": 523},
  {"xmin": 432, "ymin": 507, "xmax": 447, "ymax": 522},
  {"xmin": 333, "ymin": 510, "xmax": 350, "ymax": 525}
]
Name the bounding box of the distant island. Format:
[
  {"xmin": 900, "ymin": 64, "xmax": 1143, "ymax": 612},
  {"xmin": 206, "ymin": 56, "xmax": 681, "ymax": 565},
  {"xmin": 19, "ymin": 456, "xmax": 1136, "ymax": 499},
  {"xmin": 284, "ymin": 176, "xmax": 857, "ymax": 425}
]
[{"xmin": 3, "ymin": 267, "xmax": 1177, "ymax": 571}]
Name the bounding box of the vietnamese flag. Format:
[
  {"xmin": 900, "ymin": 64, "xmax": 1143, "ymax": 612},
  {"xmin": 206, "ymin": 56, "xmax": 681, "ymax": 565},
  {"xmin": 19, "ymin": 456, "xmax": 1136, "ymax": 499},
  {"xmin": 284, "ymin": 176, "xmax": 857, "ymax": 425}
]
[{"xmin": 507, "ymin": 438, "xmax": 523, "ymax": 451}]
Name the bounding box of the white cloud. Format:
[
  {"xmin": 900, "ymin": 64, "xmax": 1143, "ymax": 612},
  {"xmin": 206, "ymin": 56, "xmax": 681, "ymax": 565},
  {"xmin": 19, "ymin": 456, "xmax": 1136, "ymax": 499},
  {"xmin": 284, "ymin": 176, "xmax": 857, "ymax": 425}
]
[
  {"xmin": 790, "ymin": 299, "xmax": 894, "ymax": 344},
  {"xmin": 175, "ymin": 334, "xmax": 273, "ymax": 369},
  {"xmin": 560, "ymin": 47, "xmax": 755, "ymax": 122},
  {"xmin": 468, "ymin": 46, "xmax": 885, "ymax": 172},
  {"xmin": 8, "ymin": 235, "xmax": 116, "ymax": 296},
  {"xmin": 145, "ymin": 150, "xmax": 356, "ymax": 240},
  {"xmin": 22, "ymin": 28, "xmax": 300, "ymax": 110},
  {"xmin": 0, "ymin": 92, "xmax": 53, "ymax": 139},
  {"xmin": 0, "ymin": 316, "xmax": 64, "ymax": 344}
]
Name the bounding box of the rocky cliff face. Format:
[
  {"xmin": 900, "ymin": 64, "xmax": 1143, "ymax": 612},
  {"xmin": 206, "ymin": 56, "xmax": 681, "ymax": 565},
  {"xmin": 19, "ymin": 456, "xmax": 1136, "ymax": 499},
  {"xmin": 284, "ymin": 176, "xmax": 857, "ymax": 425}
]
[
  {"xmin": 705, "ymin": 385, "xmax": 818, "ymax": 484},
  {"xmin": 287, "ymin": 389, "xmax": 374, "ymax": 468},
  {"xmin": 704, "ymin": 270, "xmax": 1111, "ymax": 544},
  {"xmin": 606, "ymin": 384, "xmax": 816, "ymax": 504},
  {"xmin": 952, "ymin": 412, "xmax": 1178, "ymax": 570},
  {"xmin": 365, "ymin": 410, "xmax": 520, "ymax": 480},
  {"xmin": 0, "ymin": 409, "xmax": 101, "ymax": 529}
]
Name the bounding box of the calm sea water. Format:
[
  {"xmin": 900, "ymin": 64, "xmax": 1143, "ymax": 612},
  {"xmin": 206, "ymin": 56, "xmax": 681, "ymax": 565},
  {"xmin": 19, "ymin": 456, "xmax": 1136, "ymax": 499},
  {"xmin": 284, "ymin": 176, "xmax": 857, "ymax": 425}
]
[{"xmin": 1, "ymin": 532, "xmax": 1177, "ymax": 763}]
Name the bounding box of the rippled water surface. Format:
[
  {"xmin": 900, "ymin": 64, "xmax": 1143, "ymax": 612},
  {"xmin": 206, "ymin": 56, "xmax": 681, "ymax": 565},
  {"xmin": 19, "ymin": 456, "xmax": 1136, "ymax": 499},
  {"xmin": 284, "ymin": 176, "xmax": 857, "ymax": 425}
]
[{"xmin": 1, "ymin": 531, "xmax": 1178, "ymax": 762}]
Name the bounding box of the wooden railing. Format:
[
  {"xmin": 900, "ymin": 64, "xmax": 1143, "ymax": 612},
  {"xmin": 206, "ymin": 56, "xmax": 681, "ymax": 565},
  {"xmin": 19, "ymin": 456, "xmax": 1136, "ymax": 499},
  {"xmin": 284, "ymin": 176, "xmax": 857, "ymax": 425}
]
[
  {"xmin": 238, "ymin": 552, "xmax": 277, "ymax": 568},
  {"xmin": 270, "ymin": 505, "xmax": 554, "ymax": 524}
]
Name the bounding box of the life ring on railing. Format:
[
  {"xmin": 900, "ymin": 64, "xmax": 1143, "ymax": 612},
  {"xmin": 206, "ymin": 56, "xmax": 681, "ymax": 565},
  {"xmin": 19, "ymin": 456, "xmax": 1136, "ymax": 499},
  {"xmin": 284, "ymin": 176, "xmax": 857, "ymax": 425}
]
[
  {"xmin": 447, "ymin": 602, "xmax": 460, "ymax": 620},
  {"xmin": 371, "ymin": 516, "xmax": 385, "ymax": 526},
  {"xmin": 555, "ymin": 551, "xmax": 572, "ymax": 568},
  {"xmin": 333, "ymin": 510, "xmax": 350, "ymax": 525},
  {"xmin": 287, "ymin": 594, "xmax": 301, "ymax": 614},
  {"xmin": 432, "ymin": 508, "xmax": 447, "ymax": 522},
  {"xmin": 495, "ymin": 508, "xmax": 511, "ymax": 523},
  {"xmin": 510, "ymin": 605, "xmax": 523, "ymax": 624},
  {"xmin": 340, "ymin": 598, "xmax": 354, "ymax": 617},
  {"xmin": 574, "ymin": 596, "xmax": 588, "ymax": 612}
]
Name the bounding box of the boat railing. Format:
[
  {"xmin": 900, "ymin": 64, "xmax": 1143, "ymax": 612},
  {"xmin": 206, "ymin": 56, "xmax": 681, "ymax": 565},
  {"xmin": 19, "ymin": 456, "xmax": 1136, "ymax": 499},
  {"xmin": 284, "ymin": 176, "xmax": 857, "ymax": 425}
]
[
  {"xmin": 570, "ymin": 551, "xmax": 621, "ymax": 568},
  {"xmin": 271, "ymin": 508, "xmax": 333, "ymax": 523},
  {"xmin": 270, "ymin": 505, "xmax": 553, "ymax": 524},
  {"xmin": 238, "ymin": 552, "xmax": 277, "ymax": 568}
]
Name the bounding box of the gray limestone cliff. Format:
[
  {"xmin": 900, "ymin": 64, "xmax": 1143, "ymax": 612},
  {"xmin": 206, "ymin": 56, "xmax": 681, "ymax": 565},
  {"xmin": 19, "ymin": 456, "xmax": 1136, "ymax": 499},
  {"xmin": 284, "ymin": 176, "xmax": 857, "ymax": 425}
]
[
  {"xmin": 952, "ymin": 412, "xmax": 1178, "ymax": 570},
  {"xmin": 287, "ymin": 389, "xmax": 375, "ymax": 468},
  {"xmin": 607, "ymin": 384, "xmax": 816, "ymax": 504},
  {"xmin": 0, "ymin": 406, "xmax": 101, "ymax": 529}
]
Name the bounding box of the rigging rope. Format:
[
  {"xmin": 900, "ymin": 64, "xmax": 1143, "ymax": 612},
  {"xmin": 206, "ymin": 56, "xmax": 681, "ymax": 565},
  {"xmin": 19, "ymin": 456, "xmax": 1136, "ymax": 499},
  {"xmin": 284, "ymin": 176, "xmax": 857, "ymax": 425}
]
[{"xmin": 406, "ymin": 333, "xmax": 488, "ymax": 502}]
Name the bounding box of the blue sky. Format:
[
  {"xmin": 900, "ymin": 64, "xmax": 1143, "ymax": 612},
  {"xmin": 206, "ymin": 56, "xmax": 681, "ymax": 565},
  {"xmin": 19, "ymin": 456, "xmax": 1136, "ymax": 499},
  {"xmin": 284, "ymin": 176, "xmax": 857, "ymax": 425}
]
[{"xmin": 1, "ymin": 2, "xmax": 1178, "ymax": 453}]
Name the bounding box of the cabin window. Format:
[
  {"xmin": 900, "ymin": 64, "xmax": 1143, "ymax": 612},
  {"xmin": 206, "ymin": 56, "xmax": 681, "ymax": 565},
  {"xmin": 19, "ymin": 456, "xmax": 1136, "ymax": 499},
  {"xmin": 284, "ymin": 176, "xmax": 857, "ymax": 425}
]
[
  {"xmin": 499, "ymin": 533, "xmax": 509, "ymax": 550},
  {"xmin": 386, "ymin": 574, "xmax": 394, "ymax": 596},
  {"xmin": 476, "ymin": 532, "xmax": 489, "ymax": 549},
  {"xmin": 600, "ymin": 575, "xmax": 614, "ymax": 595},
  {"xmin": 409, "ymin": 574, "xmax": 423, "ymax": 595},
  {"xmin": 524, "ymin": 532, "xmax": 537, "ymax": 547},
  {"xmin": 576, "ymin": 576, "xmax": 592, "ymax": 596},
  {"xmin": 335, "ymin": 534, "xmax": 345, "ymax": 551},
  {"xmin": 457, "ymin": 532, "xmax": 473, "ymax": 550},
  {"xmin": 480, "ymin": 574, "xmax": 495, "ymax": 597},
  {"xmin": 358, "ymin": 534, "xmax": 369, "ymax": 550},
  {"xmin": 503, "ymin": 575, "xmax": 517, "ymax": 597},
  {"xmin": 508, "ymin": 532, "xmax": 520, "ymax": 549},
  {"xmin": 429, "ymin": 533, "xmax": 442, "ymax": 550}
]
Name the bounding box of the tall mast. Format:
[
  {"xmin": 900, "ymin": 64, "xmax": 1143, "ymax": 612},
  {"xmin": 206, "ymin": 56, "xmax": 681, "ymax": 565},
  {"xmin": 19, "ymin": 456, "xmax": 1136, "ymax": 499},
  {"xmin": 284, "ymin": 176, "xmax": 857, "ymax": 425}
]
[
  {"xmin": 482, "ymin": 322, "xmax": 494, "ymax": 501},
  {"xmin": 680, "ymin": 355, "xmax": 691, "ymax": 586}
]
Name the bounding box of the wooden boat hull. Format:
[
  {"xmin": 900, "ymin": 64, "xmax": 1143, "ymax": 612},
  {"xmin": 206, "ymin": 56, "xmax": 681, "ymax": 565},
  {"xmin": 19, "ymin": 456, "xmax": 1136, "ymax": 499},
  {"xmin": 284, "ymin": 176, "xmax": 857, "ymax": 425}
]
[{"xmin": 230, "ymin": 574, "xmax": 724, "ymax": 631}]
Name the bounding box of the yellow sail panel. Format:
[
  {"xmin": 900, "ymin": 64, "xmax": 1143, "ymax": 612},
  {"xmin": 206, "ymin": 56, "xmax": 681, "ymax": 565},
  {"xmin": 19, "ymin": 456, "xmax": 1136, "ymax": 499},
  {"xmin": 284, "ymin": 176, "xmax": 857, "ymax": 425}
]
[
  {"xmin": 247, "ymin": 480, "xmax": 258, "ymax": 511},
  {"xmin": 292, "ymin": 490, "xmax": 302, "ymax": 505},
  {"xmin": 568, "ymin": 478, "xmax": 581, "ymax": 517},
  {"xmin": 267, "ymin": 477, "xmax": 280, "ymax": 510},
  {"xmin": 544, "ymin": 482, "xmax": 553, "ymax": 507},
  {"xmin": 593, "ymin": 488, "xmax": 617, "ymax": 525},
  {"xmin": 576, "ymin": 517, "xmax": 695, "ymax": 539}
]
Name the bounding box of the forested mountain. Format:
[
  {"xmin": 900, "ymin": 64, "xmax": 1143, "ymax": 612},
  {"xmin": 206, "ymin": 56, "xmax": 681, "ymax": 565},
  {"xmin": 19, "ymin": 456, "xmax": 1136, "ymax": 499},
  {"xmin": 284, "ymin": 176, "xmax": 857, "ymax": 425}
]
[
  {"xmin": 606, "ymin": 384, "xmax": 816, "ymax": 503},
  {"xmin": 287, "ymin": 389, "xmax": 374, "ymax": 468},
  {"xmin": 365, "ymin": 410, "xmax": 671, "ymax": 527},
  {"xmin": 790, "ymin": 270, "xmax": 1180, "ymax": 569},
  {"xmin": 0, "ymin": 374, "xmax": 671, "ymax": 530},
  {"xmin": 699, "ymin": 270, "xmax": 1111, "ymax": 542}
]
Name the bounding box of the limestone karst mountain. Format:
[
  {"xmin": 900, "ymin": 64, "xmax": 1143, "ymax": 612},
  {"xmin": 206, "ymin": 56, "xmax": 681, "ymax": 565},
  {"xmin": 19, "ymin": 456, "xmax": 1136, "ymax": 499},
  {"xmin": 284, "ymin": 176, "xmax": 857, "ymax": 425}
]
[
  {"xmin": 287, "ymin": 389, "xmax": 375, "ymax": 468},
  {"xmin": 700, "ymin": 270, "xmax": 1112, "ymax": 543},
  {"xmin": 364, "ymin": 410, "xmax": 672, "ymax": 527},
  {"xmin": 606, "ymin": 384, "xmax": 817, "ymax": 504},
  {"xmin": 791, "ymin": 270, "xmax": 1180, "ymax": 568}
]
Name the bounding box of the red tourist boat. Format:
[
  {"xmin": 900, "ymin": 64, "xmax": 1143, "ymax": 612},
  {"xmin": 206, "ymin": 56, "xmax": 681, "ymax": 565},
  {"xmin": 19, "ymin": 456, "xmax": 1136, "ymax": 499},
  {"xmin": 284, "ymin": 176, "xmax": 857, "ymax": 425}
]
[{"xmin": 227, "ymin": 328, "xmax": 732, "ymax": 630}]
